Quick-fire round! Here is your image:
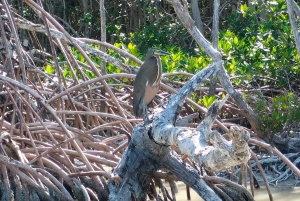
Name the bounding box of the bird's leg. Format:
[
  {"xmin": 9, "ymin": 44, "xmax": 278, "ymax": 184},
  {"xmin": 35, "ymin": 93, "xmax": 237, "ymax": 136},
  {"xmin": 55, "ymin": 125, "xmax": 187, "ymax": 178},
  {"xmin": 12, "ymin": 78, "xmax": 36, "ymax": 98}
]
[{"xmin": 142, "ymin": 101, "xmax": 150, "ymax": 125}]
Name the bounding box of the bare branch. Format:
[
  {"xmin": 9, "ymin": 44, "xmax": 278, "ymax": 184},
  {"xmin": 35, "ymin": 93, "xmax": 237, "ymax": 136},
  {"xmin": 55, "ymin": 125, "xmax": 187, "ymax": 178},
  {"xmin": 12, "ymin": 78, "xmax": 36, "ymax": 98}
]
[{"xmin": 286, "ymin": 0, "xmax": 300, "ymax": 56}]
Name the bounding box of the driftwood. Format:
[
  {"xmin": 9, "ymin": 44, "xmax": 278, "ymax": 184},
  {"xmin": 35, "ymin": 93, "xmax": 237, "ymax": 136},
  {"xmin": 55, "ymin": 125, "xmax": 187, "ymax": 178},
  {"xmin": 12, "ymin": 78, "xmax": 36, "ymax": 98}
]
[
  {"xmin": 109, "ymin": 62, "xmax": 252, "ymax": 200},
  {"xmin": 273, "ymin": 134, "xmax": 300, "ymax": 153}
]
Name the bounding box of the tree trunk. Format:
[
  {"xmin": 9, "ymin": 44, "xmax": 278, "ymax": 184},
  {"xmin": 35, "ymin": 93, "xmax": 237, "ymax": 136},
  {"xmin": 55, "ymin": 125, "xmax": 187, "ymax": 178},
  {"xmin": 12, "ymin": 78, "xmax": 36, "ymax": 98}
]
[
  {"xmin": 190, "ymin": 0, "xmax": 204, "ymax": 34},
  {"xmin": 286, "ymin": 0, "xmax": 300, "ymax": 57},
  {"xmin": 100, "ymin": 0, "xmax": 107, "ymax": 113},
  {"xmin": 208, "ymin": 0, "xmax": 220, "ymax": 96},
  {"xmin": 81, "ymin": 0, "xmax": 89, "ymax": 37}
]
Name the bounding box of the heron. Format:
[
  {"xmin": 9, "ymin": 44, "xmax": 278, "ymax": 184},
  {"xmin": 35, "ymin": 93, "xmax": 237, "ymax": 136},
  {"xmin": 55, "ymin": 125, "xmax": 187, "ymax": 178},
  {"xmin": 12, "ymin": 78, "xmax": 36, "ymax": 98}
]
[{"xmin": 133, "ymin": 47, "xmax": 170, "ymax": 123}]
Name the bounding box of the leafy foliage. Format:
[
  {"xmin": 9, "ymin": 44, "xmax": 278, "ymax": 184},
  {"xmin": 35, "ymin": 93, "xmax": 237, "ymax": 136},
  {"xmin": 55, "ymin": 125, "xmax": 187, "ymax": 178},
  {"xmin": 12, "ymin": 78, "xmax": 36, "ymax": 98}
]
[
  {"xmin": 256, "ymin": 93, "xmax": 300, "ymax": 133},
  {"xmin": 221, "ymin": 1, "xmax": 299, "ymax": 87},
  {"xmin": 42, "ymin": 0, "xmax": 299, "ymax": 136},
  {"xmin": 217, "ymin": 1, "xmax": 300, "ymax": 134},
  {"xmin": 202, "ymin": 95, "xmax": 217, "ymax": 108}
]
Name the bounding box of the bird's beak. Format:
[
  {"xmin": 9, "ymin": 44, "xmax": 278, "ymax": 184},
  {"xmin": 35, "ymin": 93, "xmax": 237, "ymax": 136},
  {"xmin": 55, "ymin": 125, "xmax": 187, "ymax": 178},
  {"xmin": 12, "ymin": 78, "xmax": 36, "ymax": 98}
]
[{"xmin": 154, "ymin": 49, "xmax": 171, "ymax": 56}]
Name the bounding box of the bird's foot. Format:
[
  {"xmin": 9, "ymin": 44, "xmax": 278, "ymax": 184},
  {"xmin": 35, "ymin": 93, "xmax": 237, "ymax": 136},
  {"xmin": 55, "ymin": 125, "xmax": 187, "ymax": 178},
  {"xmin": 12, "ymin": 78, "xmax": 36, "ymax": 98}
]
[{"xmin": 143, "ymin": 115, "xmax": 152, "ymax": 126}]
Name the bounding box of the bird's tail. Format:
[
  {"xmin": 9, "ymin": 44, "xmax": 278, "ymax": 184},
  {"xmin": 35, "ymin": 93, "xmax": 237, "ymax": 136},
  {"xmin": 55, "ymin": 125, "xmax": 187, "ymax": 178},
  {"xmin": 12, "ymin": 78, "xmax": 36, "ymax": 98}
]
[{"xmin": 133, "ymin": 101, "xmax": 143, "ymax": 118}]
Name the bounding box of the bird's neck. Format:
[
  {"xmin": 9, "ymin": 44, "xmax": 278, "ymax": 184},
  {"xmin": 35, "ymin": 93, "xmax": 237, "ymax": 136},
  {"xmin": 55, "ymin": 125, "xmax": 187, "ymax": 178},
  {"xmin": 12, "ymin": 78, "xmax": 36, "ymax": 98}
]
[{"xmin": 152, "ymin": 55, "xmax": 162, "ymax": 87}]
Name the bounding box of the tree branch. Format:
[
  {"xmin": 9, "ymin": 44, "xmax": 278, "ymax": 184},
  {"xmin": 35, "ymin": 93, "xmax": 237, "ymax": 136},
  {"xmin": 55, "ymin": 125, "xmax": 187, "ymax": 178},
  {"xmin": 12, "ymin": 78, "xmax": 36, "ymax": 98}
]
[
  {"xmin": 166, "ymin": 0, "xmax": 264, "ymax": 140},
  {"xmin": 286, "ymin": 0, "xmax": 300, "ymax": 57}
]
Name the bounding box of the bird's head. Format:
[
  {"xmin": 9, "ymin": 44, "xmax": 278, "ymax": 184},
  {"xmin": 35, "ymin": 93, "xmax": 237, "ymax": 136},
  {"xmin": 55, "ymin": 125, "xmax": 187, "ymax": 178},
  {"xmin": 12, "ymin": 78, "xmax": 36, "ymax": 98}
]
[{"xmin": 148, "ymin": 47, "xmax": 170, "ymax": 57}]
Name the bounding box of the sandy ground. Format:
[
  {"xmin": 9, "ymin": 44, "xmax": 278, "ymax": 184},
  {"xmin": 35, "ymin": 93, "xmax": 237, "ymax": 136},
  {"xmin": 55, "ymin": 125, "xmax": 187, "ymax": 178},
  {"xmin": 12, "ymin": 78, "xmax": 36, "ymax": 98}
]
[{"xmin": 174, "ymin": 179, "xmax": 300, "ymax": 201}]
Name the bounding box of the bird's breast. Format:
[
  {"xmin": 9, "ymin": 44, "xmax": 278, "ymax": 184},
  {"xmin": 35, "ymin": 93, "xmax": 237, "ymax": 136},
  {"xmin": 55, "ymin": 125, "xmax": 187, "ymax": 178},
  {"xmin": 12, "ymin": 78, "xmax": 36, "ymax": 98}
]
[{"xmin": 144, "ymin": 84, "xmax": 159, "ymax": 105}]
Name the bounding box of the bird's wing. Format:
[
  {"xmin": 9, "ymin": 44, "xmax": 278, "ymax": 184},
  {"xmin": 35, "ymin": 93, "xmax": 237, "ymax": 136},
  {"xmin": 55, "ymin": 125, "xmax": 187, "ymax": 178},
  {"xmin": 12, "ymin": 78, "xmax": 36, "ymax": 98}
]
[{"xmin": 133, "ymin": 70, "xmax": 147, "ymax": 117}]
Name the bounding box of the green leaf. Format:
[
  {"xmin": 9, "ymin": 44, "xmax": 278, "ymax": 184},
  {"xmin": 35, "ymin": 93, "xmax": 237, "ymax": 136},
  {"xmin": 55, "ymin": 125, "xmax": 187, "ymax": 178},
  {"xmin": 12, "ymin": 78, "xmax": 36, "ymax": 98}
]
[
  {"xmin": 63, "ymin": 70, "xmax": 71, "ymax": 78},
  {"xmin": 233, "ymin": 36, "xmax": 239, "ymax": 45},
  {"xmin": 85, "ymin": 13, "xmax": 92, "ymax": 21},
  {"xmin": 128, "ymin": 42, "xmax": 138, "ymax": 56},
  {"xmin": 208, "ymin": 96, "xmax": 217, "ymax": 107},
  {"xmin": 202, "ymin": 95, "xmax": 217, "ymax": 108},
  {"xmin": 203, "ymin": 96, "xmax": 209, "ymax": 108},
  {"xmin": 45, "ymin": 65, "xmax": 55, "ymax": 74},
  {"xmin": 240, "ymin": 4, "xmax": 247, "ymax": 11},
  {"xmin": 78, "ymin": 53, "xmax": 85, "ymax": 63}
]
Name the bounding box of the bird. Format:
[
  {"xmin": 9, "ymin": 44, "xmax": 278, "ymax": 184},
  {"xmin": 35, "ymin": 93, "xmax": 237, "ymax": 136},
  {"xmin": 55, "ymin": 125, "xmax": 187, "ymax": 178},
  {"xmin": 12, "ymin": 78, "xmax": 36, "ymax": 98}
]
[{"xmin": 133, "ymin": 47, "xmax": 170, "ymax": 123}]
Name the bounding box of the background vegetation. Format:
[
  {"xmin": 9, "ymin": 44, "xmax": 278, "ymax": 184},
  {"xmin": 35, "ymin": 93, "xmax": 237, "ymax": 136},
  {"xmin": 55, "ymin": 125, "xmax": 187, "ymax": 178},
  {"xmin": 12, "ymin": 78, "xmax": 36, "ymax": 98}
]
[{"xmin": 19, "ymin": 0, "xmax": 298, "ymax": 136}]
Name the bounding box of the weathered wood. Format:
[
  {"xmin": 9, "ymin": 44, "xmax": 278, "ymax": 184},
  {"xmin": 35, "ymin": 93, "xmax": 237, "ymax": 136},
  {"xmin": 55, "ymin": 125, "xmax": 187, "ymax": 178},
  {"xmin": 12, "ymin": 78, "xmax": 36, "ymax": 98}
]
[
  {"xmin": 108, "ymin": 125, "xmax": 171, "ymax": 200},
  {"xmin": 109, "ymin": 120, "xmax": 222, "ymax": 201},
  {"xmin": 286, "ymin": 0, "xmax": 300, "ymax": 57},
  {"xmin": 163, "ymin": 152, "xmax": 221, "ymax": 201},
  {"xmin": 109, "ymin": 61, "xmax": 252, "ymax": 200},
  {"xmin": 209, "ymin": 0, "xmax": 220, "ymax": 96},
  {"xmin": 190, "ymin": 0, "xmax": 204, "ymax": 34}
]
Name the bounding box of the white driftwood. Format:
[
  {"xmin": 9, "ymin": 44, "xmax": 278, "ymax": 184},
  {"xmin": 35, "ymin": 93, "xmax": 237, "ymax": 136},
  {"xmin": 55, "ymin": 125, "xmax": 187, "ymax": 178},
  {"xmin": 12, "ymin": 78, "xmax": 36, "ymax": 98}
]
[
  {"xmin": 109, "ymin": 58, "xmax": 252, "ymax": 200},
  {"xmin": 151, "ymin": 65, "xmax": 250, "ymax": 172}
]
